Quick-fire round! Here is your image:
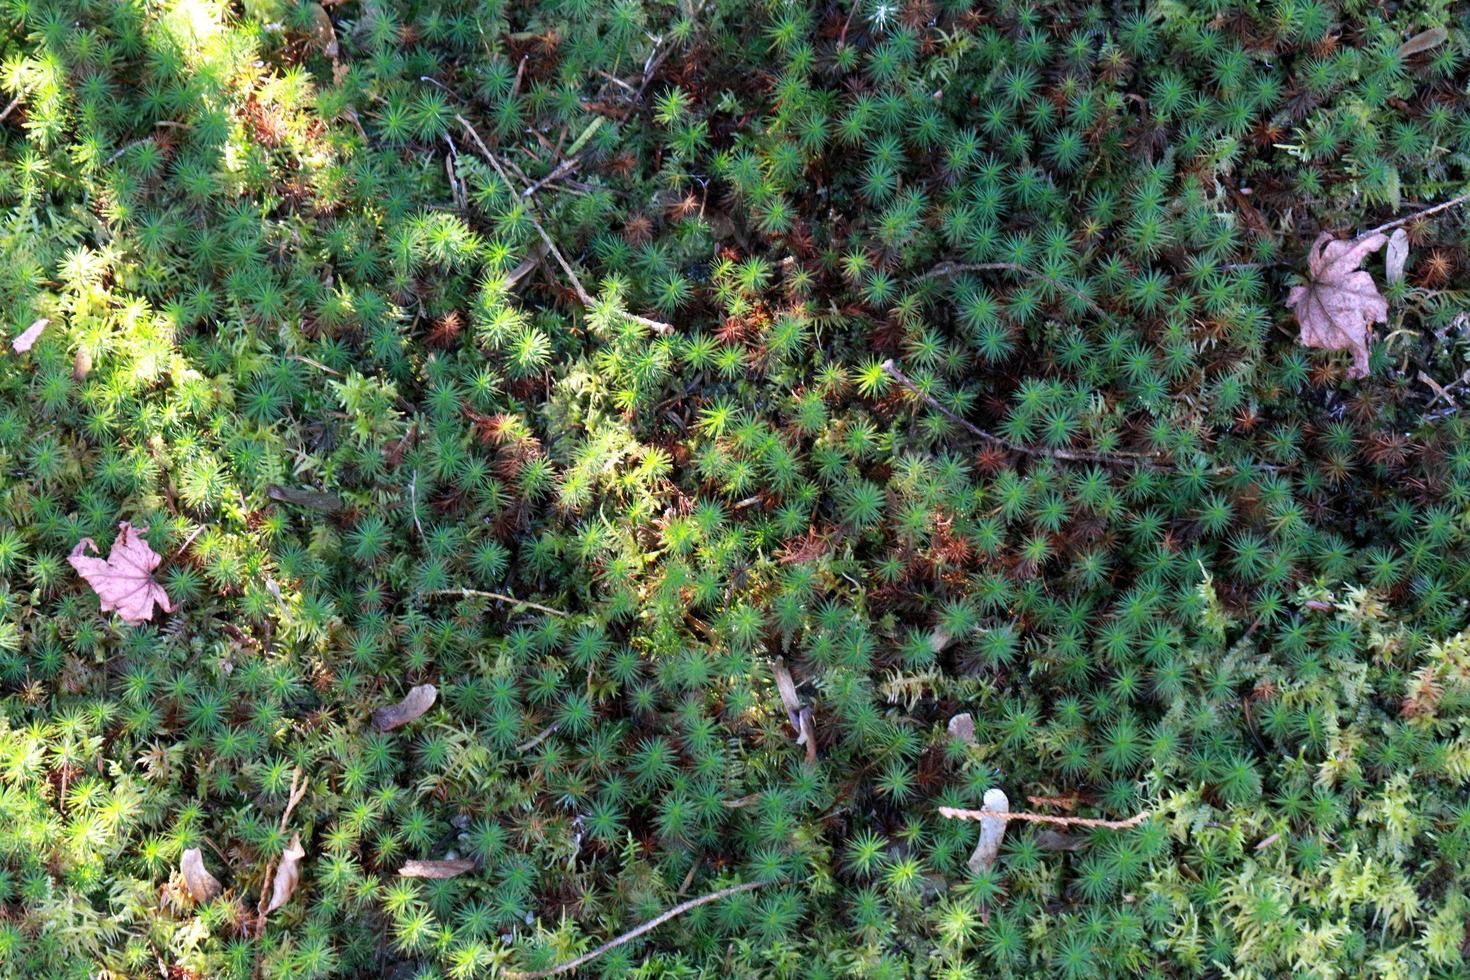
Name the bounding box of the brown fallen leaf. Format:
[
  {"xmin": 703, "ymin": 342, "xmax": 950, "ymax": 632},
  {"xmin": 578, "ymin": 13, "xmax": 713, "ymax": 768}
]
[
  {"xmin": 68, "ymin": 522, "xmax": 174, "ymax": 624},
  {"xmin": 12, "ymin": 317, "xmax": 48, "ymax": 352},
  {"xmin": 372, "ymin": 683, "xmax": 437, "ymax": 731},
  {"xmin": 1397, "ymin": 26, "xmax": 1448, "ymax": 58},
  {"xmin": 180, "ymin": 847, "xmax": 221, "ymax": 902},
  {"xmin": 265, "ymin": 831, "xmax": 305, "ymax": 914},
  {"xmin": 398, "ymin": 858, "xmax": 475, "ymax": 878},
  {"xmin": 1286, "ymin": 232, "xmax": 1389, "ymax": 379}
]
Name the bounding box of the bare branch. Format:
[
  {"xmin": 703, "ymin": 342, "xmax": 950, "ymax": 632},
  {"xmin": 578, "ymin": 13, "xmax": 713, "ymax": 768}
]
[{"xmin": 939, "ymin": 805, "xmax": 1149, "ymax": 830}]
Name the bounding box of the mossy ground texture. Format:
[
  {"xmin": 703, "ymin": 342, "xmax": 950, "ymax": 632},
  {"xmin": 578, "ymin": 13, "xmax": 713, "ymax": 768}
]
[{"xmin": 4, "ymin": 0, "xmax": 1470, "ymax": 977}]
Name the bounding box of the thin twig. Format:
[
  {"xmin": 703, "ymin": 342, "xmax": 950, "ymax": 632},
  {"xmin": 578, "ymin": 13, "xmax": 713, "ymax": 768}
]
[
  {"xmin": 503, "ymin": 880, "xmax": 768, "ymax": 979},
  {"xmin": 516, "ymin": 721, "xmax": 561, "ymax": 753},
  {"xmin": 456, "ymin": 114, "xmax": 675, "ymax": 336},
  {"xmin": 939, "ymin": 806, "xmax": 1149, "ymax": 830},
  {"xmin": 917, "ymin": 261, "xmax": 1107, "ymax": 318},
  {"xmin": 1360, "ymin": 192, "xmax": 1470, "ymax": 238},
  {"xmin": 881, "ymin": 360, "xmax": 1280, "ymax": 476},
  {"xmin": 521, "ymin": 156, "xmax": 581, "ymax": 199},
  {"xmin": 0, "ymin": 90, "xmax": 25, "ymax": 123},
  {"xmin": 288, "ymin": 353, "xmax": 343, "ymax": 377},
  {"xmin": 423, "ymin": 587, "xmax": 569, "ymax": 618},
  {"xmin": 915, "ymin": 261, "xmax": 1028, "ymax": 283}
]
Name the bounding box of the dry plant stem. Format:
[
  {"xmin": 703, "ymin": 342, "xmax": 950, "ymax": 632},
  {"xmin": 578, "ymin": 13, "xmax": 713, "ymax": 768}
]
[
  {"xmin": 939, "ymin": 806, "xmax": 1149, "ymax": 830},
  {"xmin": 455, "ymin": 115, "xmax": 674, "ymax": 336},
  {"xmin": 425, "ymin": 587, "xmax": 569, "ymax": 618},
  {"xmin": 503, "ymin": 880, "xmax": 768, "ymax": 979},
  {"xmin": 255, "ymin": 768, "xmax": 308, "ymax": 942},
  {"xmin": 1360, "ymin": 192, "xmax": 1470, "ymax": 238}
]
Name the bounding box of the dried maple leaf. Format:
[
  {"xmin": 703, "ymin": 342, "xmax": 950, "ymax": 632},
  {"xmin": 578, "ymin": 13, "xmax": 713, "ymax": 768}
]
[
  {"xmin": 371, "ymin": 683, "xmax": 437, "ymax": 731},
  {"xmin": 265, "ymin": 832, "xmax": 305, "ymax": 913},
  {"xmin": 1286, "ymin": 232, "xmax": 1389, "ymax": 379},
  {"xmin": 180, "ymin": 847, "xmax": 221, "ymax": 903},
  {"xmin": 68, "ymin": 522, "xmax": 174, "ymax": 624}
]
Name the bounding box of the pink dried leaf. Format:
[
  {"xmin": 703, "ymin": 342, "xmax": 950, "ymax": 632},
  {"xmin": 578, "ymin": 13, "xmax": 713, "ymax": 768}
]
[
  {"xmin": 68, "ymin": 522, "xmax": 174, "ymax": 624},
  {"xmin": 12, "ymin": 317, "xmax": 48, "ymax": 352},
  {"xmin": 1286, "ymin": 232, "xmax": 1389, "ymax": 379}
]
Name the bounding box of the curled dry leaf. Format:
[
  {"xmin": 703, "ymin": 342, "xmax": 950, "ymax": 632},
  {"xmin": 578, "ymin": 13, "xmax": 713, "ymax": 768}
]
[
  {"xmin": 12, "ymin": 317, "xmax": 48, "ymax": 352},
  {"xmin": 265, "ymin": 832, "xmax": 305, "ymax": 913},
  {"xmin": 772, "ymin": 658, "xmax": 816, "ymax": 762},
  {"xmin": 1286, "ymin": 232, "xmax": 1389, "ymax": 379},
  {"xmin": 966, "ymin": 788, "xmax": 1010, "ymax": 875},
  {"xmin": 181, "ymin": 847, "xmax": 221, "ymax": 903},
  {"xmin": 372, "ymin": 683, "xmax": 437, "ymax": 731},
  {"xmin": 68, "ymin": 522, "xmax": 174, "ymax": 624},
  {"xmin": 398, "ymin": 858, "xmax": 475, "ymax": 878},
  {"xmin": 1385, "ymin": 228, "xmax": 1409, "ymax": 285}
]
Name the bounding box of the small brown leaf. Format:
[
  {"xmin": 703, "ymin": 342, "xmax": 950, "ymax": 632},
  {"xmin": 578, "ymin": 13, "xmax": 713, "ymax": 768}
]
[
  {"xmin": 12, "ymin": 317, "xmax": 48, "ymax": 352},
  {"xmin": 68, "ymin": 522, "xmax": 174, "ymax": 624},
  {"xmin": 372, "ymin": 683, "xmax": 437, "ymax": 731},
  {"xmin": 1397, "ymin": 27, "xmax": 1448, "ymax": 58},
  {"xmin": 265, "ymin": 832, "xmax": 305, "ymax": 913},
  {"xmin": 180, "ymin": 847, "xmax": 221, "ymax": 903},
  {"xmin": 72, "ymin": 346, "xmax": 91, "ymax": 380},
  {"xmin": 398, "ymin": 858, "xmax": 475, "ymax": 878},
  {"xmin": 1385, "ymin": 228, "xmax": 1409, "ymax": 285},
  {"xmin": 1286, "ymin": 232, "xmax": 1389, "ymax": 379}
]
